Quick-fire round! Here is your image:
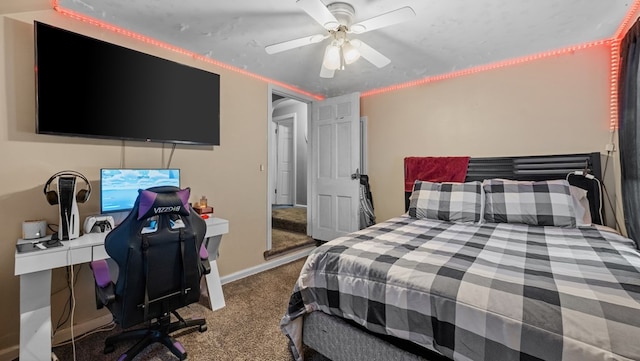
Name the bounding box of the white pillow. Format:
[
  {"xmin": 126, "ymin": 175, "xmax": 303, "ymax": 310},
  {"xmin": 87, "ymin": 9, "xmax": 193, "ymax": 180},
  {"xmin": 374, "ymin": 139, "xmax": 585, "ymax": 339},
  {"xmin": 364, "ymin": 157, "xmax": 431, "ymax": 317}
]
[{"xmin": 569, "ymin": 185, "xmax": 592, "ymax": 226}]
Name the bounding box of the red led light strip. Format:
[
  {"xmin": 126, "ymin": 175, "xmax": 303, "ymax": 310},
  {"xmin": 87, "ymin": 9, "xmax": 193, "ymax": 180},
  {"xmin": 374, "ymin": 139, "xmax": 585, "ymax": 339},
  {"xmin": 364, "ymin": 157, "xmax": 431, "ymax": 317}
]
[
  {"xmin": 53, "ymin": 0, "xmax": 640, "ymax": 128},
  {"xmin": 52, "ymin": 0, "xmax": 324, "ymax": 101},
  {"xmin": 361, "ymin": 40, "xmax": 608, "ymax": 98},
  {"xmin": 362, "ymin": 0, "xmax": 640, "ymax": 131},
  {"xmin": 609, "ymin": 41, "xmax": 621, "ymax": 130}
]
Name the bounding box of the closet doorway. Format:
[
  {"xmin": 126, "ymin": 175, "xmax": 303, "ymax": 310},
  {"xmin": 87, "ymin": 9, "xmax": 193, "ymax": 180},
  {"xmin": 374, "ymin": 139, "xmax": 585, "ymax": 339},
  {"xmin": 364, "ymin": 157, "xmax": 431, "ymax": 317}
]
[{"xmin": 265, "ymin": 90, "xmax": 314, "ymax": 259}]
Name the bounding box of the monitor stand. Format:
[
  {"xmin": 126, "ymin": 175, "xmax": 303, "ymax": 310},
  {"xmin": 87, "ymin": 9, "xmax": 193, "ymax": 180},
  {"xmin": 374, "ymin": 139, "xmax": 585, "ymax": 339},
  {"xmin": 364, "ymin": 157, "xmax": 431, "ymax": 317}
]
[{"xmin": 108, "ymin": 211, "xmax": 131, "ymax": 227}]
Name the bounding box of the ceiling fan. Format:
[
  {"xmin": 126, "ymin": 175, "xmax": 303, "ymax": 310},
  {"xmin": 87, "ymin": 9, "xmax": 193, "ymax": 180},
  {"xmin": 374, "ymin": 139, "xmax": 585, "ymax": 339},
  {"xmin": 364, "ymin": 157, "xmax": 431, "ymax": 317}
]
[{"xmin": 265, "ymin": 0, "xmax": 416, "ymax": 78}]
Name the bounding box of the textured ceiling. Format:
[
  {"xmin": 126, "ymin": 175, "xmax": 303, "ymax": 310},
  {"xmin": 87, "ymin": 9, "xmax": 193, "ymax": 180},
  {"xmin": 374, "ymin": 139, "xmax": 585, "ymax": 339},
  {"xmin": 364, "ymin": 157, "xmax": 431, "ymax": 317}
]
[{"xmin": 56, "ymin": 0, "xmax": 634, "ymax": 98}]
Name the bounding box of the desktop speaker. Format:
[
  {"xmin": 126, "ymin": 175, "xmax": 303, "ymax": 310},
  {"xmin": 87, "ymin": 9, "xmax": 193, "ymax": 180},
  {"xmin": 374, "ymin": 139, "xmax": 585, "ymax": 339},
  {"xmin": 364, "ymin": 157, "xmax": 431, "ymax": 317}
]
[{"xmin": 22, "ymin": 220, "xmax": 47, "ymax": 240}]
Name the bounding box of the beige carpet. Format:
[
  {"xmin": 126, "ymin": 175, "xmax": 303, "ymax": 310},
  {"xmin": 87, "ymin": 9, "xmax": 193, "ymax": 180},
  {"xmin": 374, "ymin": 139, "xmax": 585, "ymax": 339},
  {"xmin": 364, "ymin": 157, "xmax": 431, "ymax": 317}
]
[{"xmin": 52, "ymin": 258, "xmax": 328, "ymax": 361}]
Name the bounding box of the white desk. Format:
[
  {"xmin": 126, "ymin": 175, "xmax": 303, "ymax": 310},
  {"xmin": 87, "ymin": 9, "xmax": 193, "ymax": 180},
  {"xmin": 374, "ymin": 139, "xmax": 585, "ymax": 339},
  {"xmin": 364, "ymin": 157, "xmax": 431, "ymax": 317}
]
[{"xmin": 14, "ymin": 217, "xmax": 229, "ymax": 361}]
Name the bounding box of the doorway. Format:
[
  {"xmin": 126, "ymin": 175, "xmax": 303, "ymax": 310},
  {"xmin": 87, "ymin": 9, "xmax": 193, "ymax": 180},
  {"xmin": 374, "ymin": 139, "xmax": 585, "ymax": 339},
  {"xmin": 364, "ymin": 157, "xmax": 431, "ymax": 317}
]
[
  {"xmin": 274, "ymin": 115, "xmax": 295, "ymax": 206},
  {"xmin": 265, "ymin": 89, "xmax": 315, "ymax": 259}
]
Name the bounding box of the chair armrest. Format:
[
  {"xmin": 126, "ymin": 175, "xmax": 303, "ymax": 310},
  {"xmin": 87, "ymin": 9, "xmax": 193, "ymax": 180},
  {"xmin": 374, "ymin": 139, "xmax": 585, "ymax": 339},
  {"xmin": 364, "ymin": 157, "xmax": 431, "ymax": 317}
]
[
  {"xmin": 199, "ymin": 244, "xmax": 211, "ymax": 275},
  {"xmin": 90, "ymin": 260, "xmax": 116, "ymax": 307}
]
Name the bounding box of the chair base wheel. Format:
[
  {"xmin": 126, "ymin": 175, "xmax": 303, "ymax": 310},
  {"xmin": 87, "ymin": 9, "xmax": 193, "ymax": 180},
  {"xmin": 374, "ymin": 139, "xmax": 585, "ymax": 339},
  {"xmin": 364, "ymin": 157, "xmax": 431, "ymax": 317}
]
[{"xmin": 101, "ymin": 313, "xmax": 205, "ymax": 360}]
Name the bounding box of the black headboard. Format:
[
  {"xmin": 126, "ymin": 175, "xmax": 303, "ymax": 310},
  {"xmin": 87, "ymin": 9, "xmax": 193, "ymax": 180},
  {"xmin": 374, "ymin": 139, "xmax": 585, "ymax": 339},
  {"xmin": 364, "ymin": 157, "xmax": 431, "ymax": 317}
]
[{"xmin": 404, "ymin": 152, "xmax": 604, "ymax": 225}]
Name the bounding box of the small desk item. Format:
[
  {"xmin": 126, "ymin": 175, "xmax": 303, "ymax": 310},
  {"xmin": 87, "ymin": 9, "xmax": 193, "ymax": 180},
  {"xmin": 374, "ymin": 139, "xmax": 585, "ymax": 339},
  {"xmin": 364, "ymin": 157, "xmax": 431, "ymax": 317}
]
[
  {"xmin": 14, "ymin": 217, "xmax": 229, "ymax": 361},
  {"xmin": 16, "ymin": 236, "xmax": 63, "ymax": 253}
]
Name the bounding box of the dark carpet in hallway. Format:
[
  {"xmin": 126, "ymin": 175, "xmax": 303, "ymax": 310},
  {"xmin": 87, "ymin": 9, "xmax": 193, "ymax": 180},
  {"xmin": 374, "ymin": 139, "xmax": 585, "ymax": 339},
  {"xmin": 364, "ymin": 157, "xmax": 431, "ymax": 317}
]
[{"xmin": 266, "ymin": 206, "xmax": 315, "ymax": 260}]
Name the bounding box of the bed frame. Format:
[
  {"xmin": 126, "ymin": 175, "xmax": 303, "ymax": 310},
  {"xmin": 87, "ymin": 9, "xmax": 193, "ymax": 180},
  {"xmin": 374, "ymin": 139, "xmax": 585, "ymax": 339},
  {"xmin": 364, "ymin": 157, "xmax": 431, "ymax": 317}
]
[
  {"xmin": 303, "ymin": 312, "xmax": 447, "ymax": 361},
  {"xmin": 303, "ymin": 152, "xmax": 605, "ymax": 361}
]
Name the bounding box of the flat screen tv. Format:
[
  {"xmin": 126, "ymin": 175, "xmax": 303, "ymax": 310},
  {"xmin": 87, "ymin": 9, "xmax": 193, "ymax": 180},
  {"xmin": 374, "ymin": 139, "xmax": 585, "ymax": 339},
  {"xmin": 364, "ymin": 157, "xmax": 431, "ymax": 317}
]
[
  {"xmin": 100, "ymin": 168, "xmax": 181, "ymax": 215},
  {"xmin": 34, "ymin": 21, "xmax": 220, "ymax": 145}
]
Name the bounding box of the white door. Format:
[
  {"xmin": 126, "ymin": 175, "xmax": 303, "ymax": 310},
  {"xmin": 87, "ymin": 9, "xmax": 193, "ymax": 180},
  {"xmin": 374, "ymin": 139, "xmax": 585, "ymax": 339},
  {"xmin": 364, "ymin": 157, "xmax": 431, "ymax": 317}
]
[
  {"xmin": 310, "ymin": 92, "xmax": 360, "ymax": 242},
  {"xmin": 275, "ymin": 117, "xmax": 295, "ymax": 205}
]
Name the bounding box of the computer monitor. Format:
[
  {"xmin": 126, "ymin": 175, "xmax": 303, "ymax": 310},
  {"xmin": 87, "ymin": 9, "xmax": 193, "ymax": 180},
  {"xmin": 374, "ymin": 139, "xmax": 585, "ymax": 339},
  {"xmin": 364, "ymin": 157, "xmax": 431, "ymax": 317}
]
[{"xmin": 100, "ymin": 169, "xmax": 181, "ymax": 216}]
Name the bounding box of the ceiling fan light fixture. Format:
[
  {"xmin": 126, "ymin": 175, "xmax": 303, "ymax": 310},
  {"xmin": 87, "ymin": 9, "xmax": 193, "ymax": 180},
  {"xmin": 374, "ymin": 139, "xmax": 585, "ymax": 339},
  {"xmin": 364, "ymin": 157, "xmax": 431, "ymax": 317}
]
[
  {"xmin": 323, "ymin": 43, "xmax": 342, "ymax": 70},
  {"xmin": 342, "ymin": 41, "xmax": 360, "ymax": 64},
  {"xmin": 266, "ymin": 0, "xmax": 415, "ymax": 78}
]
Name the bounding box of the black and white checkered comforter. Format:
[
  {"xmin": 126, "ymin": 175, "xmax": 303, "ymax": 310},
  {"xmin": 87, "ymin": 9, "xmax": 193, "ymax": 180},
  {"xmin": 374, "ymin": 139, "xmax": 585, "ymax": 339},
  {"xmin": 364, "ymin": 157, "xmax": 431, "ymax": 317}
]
[{"xmin": 281, "ymin": 215, "xmax": 640, "ymax": 361}]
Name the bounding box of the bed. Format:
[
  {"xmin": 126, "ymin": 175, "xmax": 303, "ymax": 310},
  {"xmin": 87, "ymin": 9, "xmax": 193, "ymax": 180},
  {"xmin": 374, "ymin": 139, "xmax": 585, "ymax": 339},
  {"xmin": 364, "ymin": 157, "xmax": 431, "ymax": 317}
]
[{"xmin": 280, "ymin": 153, "xmax": 640, "ymax": 361}]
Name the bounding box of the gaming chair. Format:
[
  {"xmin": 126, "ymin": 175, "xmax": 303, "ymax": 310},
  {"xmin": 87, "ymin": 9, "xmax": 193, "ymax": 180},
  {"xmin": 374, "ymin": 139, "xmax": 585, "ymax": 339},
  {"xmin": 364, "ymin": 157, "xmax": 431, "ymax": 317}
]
[{"xmin": 90, "ymin": 186, "xmax": 211, "ymax": 360}]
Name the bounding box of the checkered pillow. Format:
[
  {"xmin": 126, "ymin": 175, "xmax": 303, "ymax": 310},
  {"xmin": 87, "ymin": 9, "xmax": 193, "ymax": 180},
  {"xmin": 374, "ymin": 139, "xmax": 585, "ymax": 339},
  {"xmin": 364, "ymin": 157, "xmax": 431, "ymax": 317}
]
[
  {"xmin": 408, "ymin": 180, "xmax": 482, "ymax": 223},
  {"xmin": 482, "ymin": 179, "xmax": 576, "ymax": 227}
]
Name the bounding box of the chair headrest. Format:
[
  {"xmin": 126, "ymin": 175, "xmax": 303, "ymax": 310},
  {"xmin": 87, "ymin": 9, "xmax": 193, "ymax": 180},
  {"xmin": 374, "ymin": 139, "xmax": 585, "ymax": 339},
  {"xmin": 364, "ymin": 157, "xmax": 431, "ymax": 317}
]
[{"xmin": 137, "ymin": 186, "xmax": 191, "ymax": 220}]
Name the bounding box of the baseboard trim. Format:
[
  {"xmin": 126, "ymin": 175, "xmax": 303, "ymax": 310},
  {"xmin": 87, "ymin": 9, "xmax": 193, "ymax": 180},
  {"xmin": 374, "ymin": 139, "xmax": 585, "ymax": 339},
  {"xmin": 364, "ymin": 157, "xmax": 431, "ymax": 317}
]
[
  {"xmin": 0, "ymin": 345, "xmax": 18, "ymax": 361},
  {"xmin": 221, "ymin": 247, "xmax": 313, "ymax": 285},
  {"xmin": 263, "ymin": 238, "xmax": 316, "ymax": 261}
]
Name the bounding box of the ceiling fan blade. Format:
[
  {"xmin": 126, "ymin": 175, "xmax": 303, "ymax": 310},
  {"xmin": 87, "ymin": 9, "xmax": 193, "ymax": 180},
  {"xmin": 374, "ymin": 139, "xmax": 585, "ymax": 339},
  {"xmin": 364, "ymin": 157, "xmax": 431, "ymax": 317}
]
[
  {"xmin": 349, "ymin": 7, "xmax": 416, "ymax": 34},
  {"xmin": 265, "ymin": 34, "xmax": 327, "ymax": 54},
  {"xmin": 297, "ymin": 0, "xmax": 340, "ymax": 30},
  {"xmin": 320, "ymin": 64, "xmax": 335, "ymax": 78},
  {"xmin": 351, "ymin": 39, "xmax": 391, "ymax": 68}
]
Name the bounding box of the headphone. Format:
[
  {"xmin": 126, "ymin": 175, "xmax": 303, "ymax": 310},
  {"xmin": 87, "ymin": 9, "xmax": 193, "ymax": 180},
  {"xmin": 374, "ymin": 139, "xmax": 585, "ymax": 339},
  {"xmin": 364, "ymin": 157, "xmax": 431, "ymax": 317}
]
[{"xmin": 43, "ymin": 170, "xmax": 92, "ymax": 205}]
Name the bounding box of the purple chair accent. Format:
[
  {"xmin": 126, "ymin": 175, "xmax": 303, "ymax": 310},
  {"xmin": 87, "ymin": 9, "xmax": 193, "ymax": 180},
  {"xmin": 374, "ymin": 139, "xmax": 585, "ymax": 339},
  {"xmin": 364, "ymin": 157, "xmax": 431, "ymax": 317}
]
[
  {"xmin": 137, "ymin": 189, "xmax": 158, "ymax": 220},
  {"xmin": 174, "ymin": 342, "xmax": 185, "ymax": 354},
  {"xmin": 199, "ymin": 244, "xmax": 211, "ymax": 275},
  {"xmin": 90, "ymin": 260, "xmax": 116, "ymax": 306},
  {"xmin": 200, "ymin": 244, "xmax": 209, "ymax": 259},
  {"xmin": 90, "ymin": 260, "xmax": 111, "ymax": 288},
  {"xmin": 176, "ymin": 189, "xmax": 190, "ymax": 210}
]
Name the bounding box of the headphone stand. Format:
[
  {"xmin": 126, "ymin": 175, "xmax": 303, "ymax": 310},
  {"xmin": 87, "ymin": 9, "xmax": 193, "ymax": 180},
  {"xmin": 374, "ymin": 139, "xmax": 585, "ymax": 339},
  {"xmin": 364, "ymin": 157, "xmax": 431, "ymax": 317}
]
[
  {"xmin": 56, "ymin": 176, "xmax": 80, "ymax": 240},
  {"xmin": 43, "ymin": 170, "xmax": 91, "ymax": 240}
]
